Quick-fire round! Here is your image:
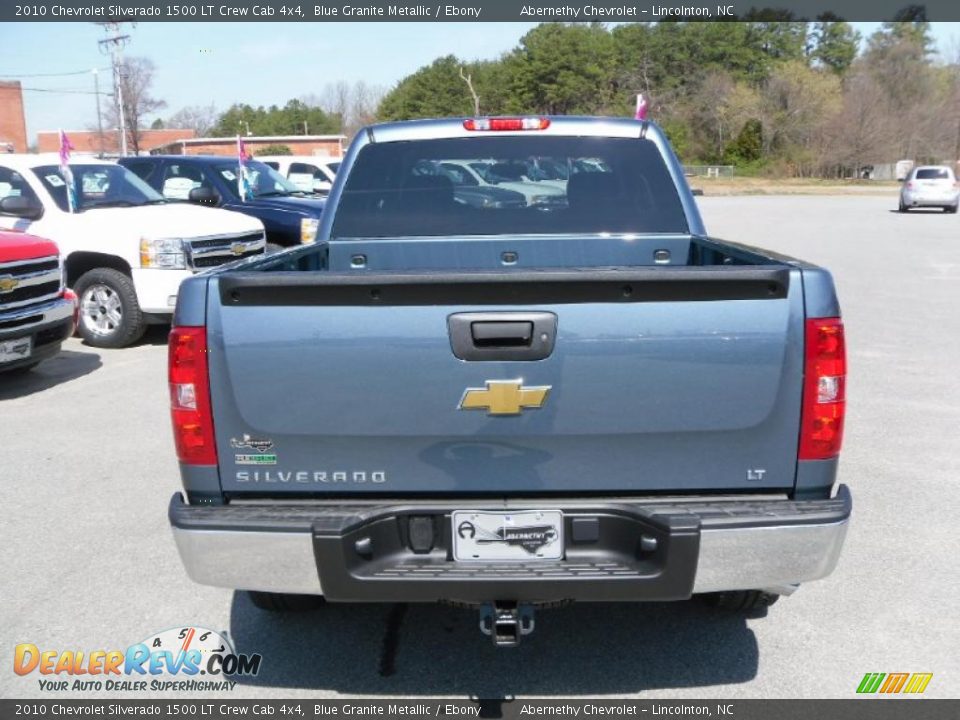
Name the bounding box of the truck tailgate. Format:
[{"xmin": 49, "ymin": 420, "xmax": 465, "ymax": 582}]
[{"xmin": 207, "ymin": 267, "xmax": 804, "ymax": 495}]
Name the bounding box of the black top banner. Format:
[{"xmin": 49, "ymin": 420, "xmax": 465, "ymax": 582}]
[
  {"xmin": 2, "ymin": 700, "xmax": 960, "ymax": 720},
  {"xmin": 4, "ymin": 0, "xmax": 960, "ymax": 22}
]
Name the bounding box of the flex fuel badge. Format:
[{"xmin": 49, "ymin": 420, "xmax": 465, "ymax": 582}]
[{"xmin": 235, "ymin": 454, "xmax": 277, "ymax": 465}]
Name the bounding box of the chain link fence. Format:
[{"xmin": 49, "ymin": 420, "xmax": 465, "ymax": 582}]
[{"xmin": 683, "ymin": 165, "xmax": 736, "ymax": 178}]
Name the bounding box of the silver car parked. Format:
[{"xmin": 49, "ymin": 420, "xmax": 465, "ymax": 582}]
[{"xmin": 899, "ymin": 165, "xmax": 959, "ymax": 213}]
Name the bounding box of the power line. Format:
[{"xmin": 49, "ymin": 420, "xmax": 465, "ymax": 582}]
[
  {"xmin": 0, "ymin": 67, "xmax": 111, "ymax": 78},
  {"xmin": 21, "ymin": 87, "xmax": 111, "ymax": 96}
]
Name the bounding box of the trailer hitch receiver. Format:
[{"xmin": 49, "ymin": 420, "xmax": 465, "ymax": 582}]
[{"xmin": 479, "ymin": 602, "xmax": 535, "ymax": 647}]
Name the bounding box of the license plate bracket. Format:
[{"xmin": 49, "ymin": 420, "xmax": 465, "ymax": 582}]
[
  {"xmin": 452, "ymin": 510, "xmax": 563, "ymax": 561},
  {"xmin": 0, "ymin": 336, "xmax": 32, "ymax": 364}
]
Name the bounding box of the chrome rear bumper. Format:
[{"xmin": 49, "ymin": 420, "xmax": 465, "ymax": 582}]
[{"xmin": 170, "ymin": 486, "xmax": 851, "ymax": 599}]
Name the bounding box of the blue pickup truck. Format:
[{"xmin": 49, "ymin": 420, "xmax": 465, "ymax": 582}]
[
  {"xmin": 165, "ymin": 117, "xmax": 850, "ymax": 646},
  {"xmin": 119, "ymin": 155, "xmax": 325, "ymax": 249}
]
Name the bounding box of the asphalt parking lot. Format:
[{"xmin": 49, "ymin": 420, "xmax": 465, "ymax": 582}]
[{"xmin": 3, "ymin": 194, "xmax": 959, "ymax": 700}]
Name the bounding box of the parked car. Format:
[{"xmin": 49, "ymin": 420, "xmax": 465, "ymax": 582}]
[
  {"xmin": 166, "ymin": 116, "xmax": 850, "ymax": 645},
  {"xmin": 0, "ymin": 230, "xmax": 76, "ymax": 374},
  {"xmin": 899, "ymin": 165, "xmax": 959, "ymax": 213},
  {"xmin": 439, "ymin": 159, "xmax": 566, "ymax": 207},
  {"xmin": 0, "ymin": 155, "xmax": 265, "ymax": 348},
  {"xmin": 259, "ymin": 155, "xmax": 340, "ymax": 195},
  {"xmin": 121, "ymin": 156, "xmax": 326, "ymax": 250},
  {"xmin": 419, "ymin": 161, "xmax": 527, "ymax": 209}
]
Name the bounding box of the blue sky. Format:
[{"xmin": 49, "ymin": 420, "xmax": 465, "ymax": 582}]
[{"xmin": 1, "ymin": 22, "xmax": 958, "ymax": 141}]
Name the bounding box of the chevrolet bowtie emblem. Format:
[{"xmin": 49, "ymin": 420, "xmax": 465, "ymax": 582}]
[
  {"xmin": 458, "ymin": 380, "xmax": 551, "ymax": 416},
  {"xmin": 230, "ymin": 242, "xmax": 246, "ymax": 256},
  {"xmin": 0, "ymin": 275, "xmax": 19, "ymax": 294}
]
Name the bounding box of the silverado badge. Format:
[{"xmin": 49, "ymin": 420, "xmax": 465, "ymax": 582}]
[
  {"xmin": 458, "ymin": 380, "xmax": 551, "ymax": 416},
  {"xmin": 0, "ymin": 275, "xmax": 20, "ymax": 294}
]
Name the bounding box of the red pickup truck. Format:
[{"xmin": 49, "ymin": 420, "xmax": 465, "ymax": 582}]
[{"xmin": 0, "ymin": 230, "xmax": 76, "ymax": 374}]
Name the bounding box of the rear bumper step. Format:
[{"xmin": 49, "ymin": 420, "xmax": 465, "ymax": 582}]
[{"xmin": 169, "ymin": 486, "xmax": 851, "ymax": 601}]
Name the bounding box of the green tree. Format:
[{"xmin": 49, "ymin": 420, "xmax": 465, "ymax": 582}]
[
  {"xmin": 254, "ymin": 144, "xmax": 292, "ymax": 155},
  {"xmin": 211, "ymin": 99, "xmax": 339, "ymax": 137},
  {"xmin": 378, "ymin": 55, "xmax": 483, "ymax": 120},
  {"xmin": 725, "ymin": 119, "xmax": 763, "ymax": 164},
  {"xmin": 504, "ymin": 23, "xmax": 617, "ymax": 115},
  {"xmin": 811, "ymin": 18, "xmax": 860, "ymax": 75}
]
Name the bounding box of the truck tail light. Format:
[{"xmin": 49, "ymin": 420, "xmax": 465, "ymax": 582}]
[
  {"xmin": 463, "ymin": 117, "xmax": 550, "ymax": 131},
  {"xmin": 799, "ymin": 317, "xmax": 846, "ymax": 460},
  {"xmin": 169, "ymin": 326, "xmax": 217, "ymax": 466}
]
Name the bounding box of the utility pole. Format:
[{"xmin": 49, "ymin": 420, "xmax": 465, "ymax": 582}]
[
  {"xmin": 92, "ymin": 68, "xmax": 105, "ymax": 158},
  {"xmin": 97, "ymin": 22, "xmax": 132, "ymax": 156}
]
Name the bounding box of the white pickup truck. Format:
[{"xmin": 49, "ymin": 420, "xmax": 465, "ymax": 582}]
[
  {"xmin": 0, "ymin": 155, "xmax": 265, "ymax": 348},
  {"xmin": 259, "ymin": 155, "xmax": 341, "ymax": 194}
]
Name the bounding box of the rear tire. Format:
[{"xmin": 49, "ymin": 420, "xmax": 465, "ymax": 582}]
[
  {"xmin": 945, "ymin": 205, "xmax": 958, "ymax": 214},
  {"xmin": 74, "ymin": 268, "xmax": 146, "ymax": 349},
  {"xmin": 700, "ymin": 590, "xmax": 780, "ymax": 612},
  {"xmin": 247, "ymin": 591, "xmax": 325, "ymax": 612}
]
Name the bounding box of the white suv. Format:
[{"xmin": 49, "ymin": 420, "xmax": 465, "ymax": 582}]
[
  {"xmin": 899, "ymin": 165, "xmax": 959, "ymax": 213},
  {"xmin": 0, "ymin": 155, "xmax": 265, "ymax": 347}
]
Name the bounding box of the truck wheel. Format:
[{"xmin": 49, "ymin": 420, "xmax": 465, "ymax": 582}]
[
  {"xmin": 74, "ymin": 268, "xmax": 147, "ymax": 349},
  {"xmin": 946, "ymin": 205, "xmax": 958, "ymax": 214},
  {"xmin": 247, "ymin": 591, "xmax": 325, "ymax": 612},
  {"xmin": 700, "ymin": 590, "xmax": 780, "ymax": 612}
]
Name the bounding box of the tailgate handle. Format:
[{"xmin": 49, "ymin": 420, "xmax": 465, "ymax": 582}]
[
  {"xmin": 471, "ymin": 321, "xmax": 533, "ymax": 347},
  {"xmin": 449, "ymin": 312, "xmax": 556, "ymax": 361}
]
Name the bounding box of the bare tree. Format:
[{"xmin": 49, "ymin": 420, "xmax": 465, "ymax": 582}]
[
  {"xmin": 102, "ymin": 56, "xmax": 166, "ymax": 154},
  {"xmin": 311, "ymin": 81, "xmax": 385, "ymax": 138},
  {"xmin": 348, "ymin": 81, "xmax": 384, "ymax": 137},
  {"xmin": 459, "ymin": 66, "xmax": 481, "ymax": 115},
  {"xmin": 166, "ymin": 104, "xmax": 219, "ymax": 137},
  {"xmin": 828, "ymin": 69, "xmax": 893, "ymax": 176}
]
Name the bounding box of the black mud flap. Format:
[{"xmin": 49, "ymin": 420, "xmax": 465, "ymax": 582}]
[{"xmin": 312, "ymin": 507, "xmax": 700, "ymax": 603}]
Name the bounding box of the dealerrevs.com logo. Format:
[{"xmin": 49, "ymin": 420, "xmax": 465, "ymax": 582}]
[{"xmin": 14, "ymin": 626, "xmax": 261, "ymax": 692}]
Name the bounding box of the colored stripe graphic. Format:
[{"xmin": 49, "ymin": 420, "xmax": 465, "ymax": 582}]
[
  {"xmin": 857, "ymin": 672, "xmax": 933, "ymax": 694},
  {"xmin": 880, "ymin": 673, "xmax": 909, "ymax": 693},
  {"xmin": 903, "ymin": 673, "xmax": 933, "ymax": 694},
  {"xmin": 857, "ymin": 673, "xmax": 885, "ymax": 693}
]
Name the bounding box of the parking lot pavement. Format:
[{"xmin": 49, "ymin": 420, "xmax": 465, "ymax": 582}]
[{"xmin": 3, "ymin": 194, "xmax": 959, "ymax": 700}]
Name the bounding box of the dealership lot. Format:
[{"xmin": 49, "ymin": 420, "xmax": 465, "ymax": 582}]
[{"xmin": 2, "ymin": 194, "xmax": 958, "ymax": 699}]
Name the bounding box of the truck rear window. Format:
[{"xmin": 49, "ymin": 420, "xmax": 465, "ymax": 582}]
[{"xmin": 330, "ymin": 136, "xmax": 688, "ymax": 238}]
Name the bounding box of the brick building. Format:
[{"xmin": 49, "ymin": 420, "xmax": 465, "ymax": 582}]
[
  {"xmin": 151, "ymin": 135, "xmax": 346, "ymax": 158},
  {"xmin": 36, "ymin": 128, "xmax": 197, "ymax": 156},
  {"xmin": 0, "ymin": 81, "xmax": 29, "ymax": 153}
]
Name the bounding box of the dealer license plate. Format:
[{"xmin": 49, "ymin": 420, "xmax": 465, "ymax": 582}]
[
  {"xmin": 452, "ymin": 510, "xmax": 563, "ymax": 561},
  {"xmin": 0, "ymin": 336, "xmax": 32, "ymax": 364}
]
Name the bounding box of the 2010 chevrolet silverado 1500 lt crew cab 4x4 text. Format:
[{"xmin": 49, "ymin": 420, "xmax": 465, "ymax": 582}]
[{"xmin": 166, "ymin": 117, "xmax": 851, "ymax": 646}]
